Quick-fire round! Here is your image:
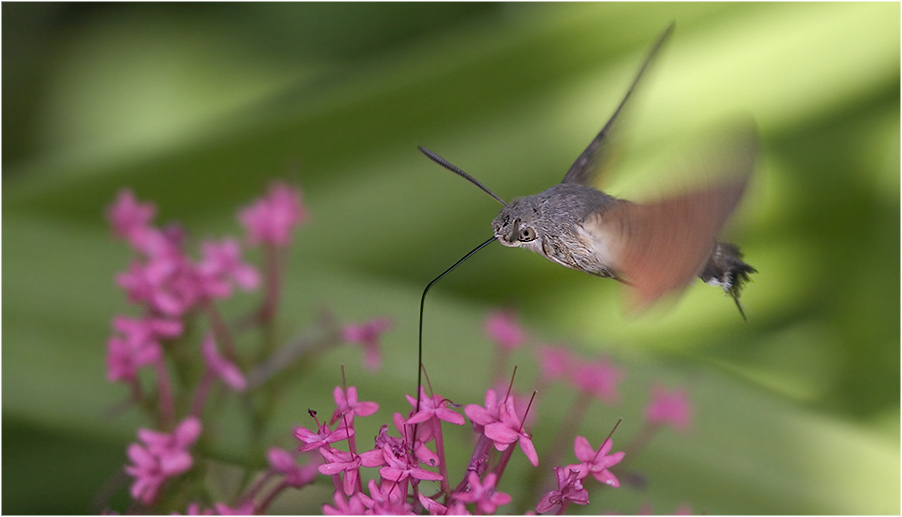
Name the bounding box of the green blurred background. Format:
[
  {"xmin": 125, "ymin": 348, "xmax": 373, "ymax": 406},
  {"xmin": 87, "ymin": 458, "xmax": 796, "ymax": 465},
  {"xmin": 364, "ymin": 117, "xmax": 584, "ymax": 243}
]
[{"xmin": 3, "ymin": 3, "xmax": 899, "ymax": 514}]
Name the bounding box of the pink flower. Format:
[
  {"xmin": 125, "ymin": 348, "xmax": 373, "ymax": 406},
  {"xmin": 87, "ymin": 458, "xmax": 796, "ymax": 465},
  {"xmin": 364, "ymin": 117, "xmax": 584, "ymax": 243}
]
[
  {"xmin": 367, "ymin": 414, "xmax": 444, "ymax": 484},
  {"xmin": 363, "ymin": 422, "xmax": 438, "ymax": 470},
  {"xmin": 106, "ymin": 335, "xmax": 160, "ymax": 382},
  {"xmin": 536, "ymin": 345, "xmax": 571, "ymax": 382},
  {"xmin": 452, "ymin": 471, "xmax": 512, "ymax": 514},
  {"xmin": 195, "ymin": 238, "xmax": 259, "ymax": 299},
  {"xmin": 106, "ymin": 315, "xmax": 182, "ymax": 382},
  {"xmin": 645, "ymin": 385, "xmax": 692, "ymax": 432},
  {"xmin": 490, "ymin": 382, "xmax": 538, "ymax": 427},
  {"xmin": 107, "ymin": 189, "xmax": 155, "ymax": 243},
  {"xmin": 116, "ymin": 247, "xmax": 201, "ymax": 317},
  {"xmin": 119, "ymin": 236, "xmax": 256, "ymax": 313},
  {"xmin": 322, "ymin": 491, "xmax": 369, "ymax": 515},
  {"xmin": 124, "ymin": 442, "xmax": 169, "ymax": 504},
  {"xmin": 571, "ymin": 357, "xmax": 624, "ymax": 404},
  {"xmin": 114, "ymin": 315, "xmax": 183, "ymax": 343},
  {"xmin": 127, "ymin": 225, "xmax": 186, "ymax": 259},
  {"xmin": 295, "ymin": 416, "xmax": 354, "ymax": 452},
  {"xmin": 535, "ymin": 466, "xmax": 589, "ymax": 513},
  {"xmin": 378, "ymin": 444, "xmax": 443, "ymax": 483},
  {"xmin": 483, "ymin": 397, "xmax": 539, "ymax": 466},
  {"xmin": 341, "ymin": 318, "xmax": 393, "ymax": 370},
  {"xmin": 125, "ymin": 417, "xmax": 202, "ymax": 504},
  {"xmin": 201, "ymin": 334, "xmax": 246, "ymax": 391},
  {"xmin": 267, "ymin": 448, "xmax": 318, "ymax": 488},
  {"xmin": 565, "ymin": 436, "xmax": 625, "ymax": 487},
  {"xmin": 394, "ymin": 410, "xmax": 433, "ymax": 444},
  {"xmin": 418, "ymin": 491, "xmax": 449, "ymax": 515},
  {"xmin": 406, "ymin": 387, "xmax": 465, "ymax": 427},
  {"xmin": 318, "ymin": 447, "xmax": 362, "ymax": 495},
  {"xmin": 364, "ymin": 478, "xmax": 410, "ymax": 513},
  {"xmin": 329, "ymin": 386, "xmax": 379, "ymax": 426},
  {"xmin": 387, "ymin": 414, "xmax": 438, "ymax": 466},
  {"xmin": 484, "ymin": 310, "xmax": 526, "ymax": 350},
  {"xmin": 239, "ymin": 182, "xmax": 307, "ymax": 247},
  {"xmin": 137, "ymin": 416, "xmax": 202, "ymax": 458},
  {"xmin": 464, "ymin": 389, "xmax": 503, "ymax": 433},
  {"xmin": 358, "ymin": 447, "xmax": 388, "ymax": 469}
]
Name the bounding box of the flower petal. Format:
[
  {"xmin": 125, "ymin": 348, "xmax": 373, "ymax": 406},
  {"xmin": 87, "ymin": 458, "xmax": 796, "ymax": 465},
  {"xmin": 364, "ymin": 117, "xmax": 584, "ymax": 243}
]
[
  {"xmin": 436, "ymin": 407, "xmax": 465, "ymax": 425},
  {"xmin": 379, "ymin": 466, "xmax": 404, "ymax": 481},
  {"xmin": 465, "ymin": 404, "xmax": 497, "ymax": 426},
  {"xmin": 484, "ymin": 423, "xmax": 519, "ymax": 445},
  {"xmin": 518, "ymin": 436, "xmax": 540, "ymax": 466},
  {"xmin": 175, "ymin": 416, "xmax": 202, "ymax": 446},
  {"xmin": 319, "ymin": 463, "xmax": 348, "ymax": 476},
  {"xmin": 411, "ymin": 467, "xmax": 444, "ymax": 481},
  {"xmin": 573, "ymin": 435, "xmax": 595, "ymax": 462},
  {"xmin": 592, "ymin": 468, "xmax": 621, "ymax": 488}
]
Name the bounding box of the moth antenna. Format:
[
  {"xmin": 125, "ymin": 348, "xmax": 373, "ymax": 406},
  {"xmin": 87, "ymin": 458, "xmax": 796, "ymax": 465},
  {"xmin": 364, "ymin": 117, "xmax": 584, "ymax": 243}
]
[
  {"xmin": 413, "ymin": 235, "xmax": 496, "ymax": 449},
  {"xmin": 418, "ymin": 146, "xmax": 508, "ymax": 206}
]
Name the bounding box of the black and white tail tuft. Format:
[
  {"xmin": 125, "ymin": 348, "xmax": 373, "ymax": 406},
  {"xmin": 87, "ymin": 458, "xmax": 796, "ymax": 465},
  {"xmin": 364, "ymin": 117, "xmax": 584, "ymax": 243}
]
[{"xmin": 700, "ymin": 242, "xmax": 756, "ymax": 320}]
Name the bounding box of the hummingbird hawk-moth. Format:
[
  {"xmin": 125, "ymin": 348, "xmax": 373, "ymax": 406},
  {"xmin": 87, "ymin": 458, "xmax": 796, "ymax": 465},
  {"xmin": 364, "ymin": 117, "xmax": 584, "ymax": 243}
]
[
  {"xmin": 418, "ymin": 23, "xmax": 756, "ymax": 319},
  {"xmin": 410, "ymin": 23, "xmax": 756, "ymax": 441}
]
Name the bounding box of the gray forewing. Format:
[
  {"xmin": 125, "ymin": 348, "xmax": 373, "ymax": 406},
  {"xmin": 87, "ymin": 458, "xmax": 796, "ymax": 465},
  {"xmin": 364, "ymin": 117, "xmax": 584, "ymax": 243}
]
[{"xmin": 561, "ymin": 23, "xmax": 674, "ymax": 187}]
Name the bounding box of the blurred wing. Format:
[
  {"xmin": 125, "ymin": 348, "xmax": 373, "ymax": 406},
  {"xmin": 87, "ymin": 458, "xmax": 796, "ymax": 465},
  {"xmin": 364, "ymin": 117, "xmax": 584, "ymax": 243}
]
[
  {"xmin": 581, "ymin": 139, "xmax": 755, "ymax": 310},
  {"xmin": 561, "ymin": 23, "xmax": 674, "ymax": 187}
]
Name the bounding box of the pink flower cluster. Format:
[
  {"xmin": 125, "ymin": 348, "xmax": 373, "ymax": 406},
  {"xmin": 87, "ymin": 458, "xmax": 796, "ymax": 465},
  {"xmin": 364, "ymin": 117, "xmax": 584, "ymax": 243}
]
[
  {"xmin": 125, "ymin": 416, "xmax": 201, "ymax": 504},
  {"xmin": 342, "ymin": 318, "xmax": 394, "ymax": 370},
  {"xmin": 477, "ymin": 309, "xmax": 694, "ymax": 512},
  {"xmin": 484, "ymin": 310, "xmax": 526, "ymax": 350},
  {"xmin": 109, "ymin": 192, "xmax": 260, "ymax": 319},
  {"xmin": 535, "ymin": 343, "xmax": 625, "ymax": 404},
  {"xmin": 296, "ymin": 383, "xmax": 526, "ymax": 514},
  {"xmin": 646, "ymin": 384, "xmax": 693, "ymax": 432},
  {"xmin": 238, "ymin": 182, "xmax": 308, "ymax": 247},
  {"xmin": 105, "ymin": 184, "xmax": 333, "ymax": 512},
  {"xmin": 296, "ymin": 377, "xmax": 628, "ymax": 515}
]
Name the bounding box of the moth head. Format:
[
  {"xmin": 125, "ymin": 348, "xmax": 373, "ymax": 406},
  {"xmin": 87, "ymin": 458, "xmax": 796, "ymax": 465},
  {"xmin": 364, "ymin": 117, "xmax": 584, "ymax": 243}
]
[{"xmin": 492, "ymin": 200, "xmax": 540, "ymax": 249}]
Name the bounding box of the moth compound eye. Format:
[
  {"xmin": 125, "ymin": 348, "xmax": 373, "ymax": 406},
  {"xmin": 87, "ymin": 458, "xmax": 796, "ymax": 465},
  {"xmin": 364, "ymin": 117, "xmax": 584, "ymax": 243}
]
[{"xmin": 519, "ymin": 227, "xmax": 536, "ymax": 242}]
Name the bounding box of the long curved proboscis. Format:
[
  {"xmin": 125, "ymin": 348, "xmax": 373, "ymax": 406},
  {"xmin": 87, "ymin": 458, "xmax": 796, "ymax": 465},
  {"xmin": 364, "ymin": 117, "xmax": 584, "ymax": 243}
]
[
  {"xmin": 418, "ymin": 146, "xmax": 508, "ymax": 206},
  {"xmin": 561, "ymin": 22, "xmax": 675, "ymax": 186},
  {"xmin": 413, "ymin": 235, "xmax": 497, "ymax": 447}
]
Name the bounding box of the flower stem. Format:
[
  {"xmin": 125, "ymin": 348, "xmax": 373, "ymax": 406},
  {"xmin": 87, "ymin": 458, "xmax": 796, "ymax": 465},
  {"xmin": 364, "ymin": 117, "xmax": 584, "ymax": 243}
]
[
  {"xmin": 244, "ymin": 470, "xmax": 275, "ymax": 503},
  {"xmin": 545, "ymin": 392, "xmax": 593, "ymax": 472},
  {"xmin": 256, "ymin": 479, "xmax": 286, "ymax": 514},
  {"xmin": 343, "ymin": 414, "xmax": 363, "ymax": 495},
  {"xmin": 153, "ymin": 357, "xmax": 175, "ymax": 428},
  {"xmin": 491, "ymin": 444, "xmax": 517, "ymax": 481},
  {"xmin": 518, "ymin": 392, "xmax": 593, "ymax": 512},
  {"xmin": 206, "ymin": 301, "xmax": 239, "ymax": 363},
  {"xmin": 258, "ymin": 243, "xmax": 281, "ymax": 354},
  {"xmin": 431, "ymin": 418, "xmax": 451, "ymax": 497},
  {"xmin": 189, "ymin": 370, "xmax": 214, "ymax": 418},
  {"xmin": 456, "ymin": 434, "xmax": 492, "ymax": 492}
]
